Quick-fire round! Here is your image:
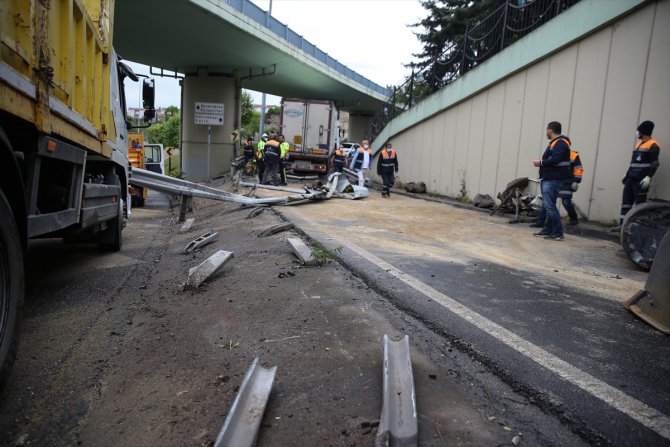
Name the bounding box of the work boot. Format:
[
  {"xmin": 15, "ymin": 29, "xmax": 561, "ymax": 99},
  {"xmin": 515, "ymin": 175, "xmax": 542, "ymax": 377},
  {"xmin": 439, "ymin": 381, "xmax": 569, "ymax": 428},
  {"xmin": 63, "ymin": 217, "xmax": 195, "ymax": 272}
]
[
  {"xmin": 533, "ymin": 230, "xmax": 551, "ymax": 237},
  {"xmin": 567, "ymin": 219, "xmax": 579, "ymax": 226}
]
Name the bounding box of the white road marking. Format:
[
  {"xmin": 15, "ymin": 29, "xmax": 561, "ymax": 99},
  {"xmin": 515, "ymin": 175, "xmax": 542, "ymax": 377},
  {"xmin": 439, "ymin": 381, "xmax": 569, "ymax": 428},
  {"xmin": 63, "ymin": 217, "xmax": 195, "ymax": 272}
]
[{"xmin": 342, "ymin": 240, "xmax": 670, "ymax": 441}]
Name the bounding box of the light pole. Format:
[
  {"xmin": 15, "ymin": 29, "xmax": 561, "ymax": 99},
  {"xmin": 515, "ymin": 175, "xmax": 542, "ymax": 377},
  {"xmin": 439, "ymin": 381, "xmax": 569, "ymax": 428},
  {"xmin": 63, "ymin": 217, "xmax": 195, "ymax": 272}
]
[{"xmin": 260, "ymin": 0, "xmax": 273, "ymax": 136}]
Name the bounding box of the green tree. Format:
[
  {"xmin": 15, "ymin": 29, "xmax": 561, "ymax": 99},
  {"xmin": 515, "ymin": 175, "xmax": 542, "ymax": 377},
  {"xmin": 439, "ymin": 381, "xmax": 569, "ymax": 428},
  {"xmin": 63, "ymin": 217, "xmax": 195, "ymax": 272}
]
[
  {"xmin": 241, "ymin": 91, "xmax": 254, "ymax": 128},
  {"xmin": 146, "ymin": 113, "xmax": 180, "ymax": 147},
  {"xmin": 410, "ymin": 0, "xmax": 502, "ymax": 91},
  {"xmin": 164, "ymin": 105, "xmax": 179, "ymax": 121},
  {"xmin": 265, "ymin": 106, "xmax": 281, "ymax": 125}
]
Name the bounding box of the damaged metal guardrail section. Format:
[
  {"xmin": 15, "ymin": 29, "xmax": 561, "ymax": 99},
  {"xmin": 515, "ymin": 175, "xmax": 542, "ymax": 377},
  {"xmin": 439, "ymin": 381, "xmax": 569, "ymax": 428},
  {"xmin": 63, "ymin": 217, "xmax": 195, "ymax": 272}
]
[{"xmin": 130, "ymin": 169, "xmax": 368, "ymax": 206}]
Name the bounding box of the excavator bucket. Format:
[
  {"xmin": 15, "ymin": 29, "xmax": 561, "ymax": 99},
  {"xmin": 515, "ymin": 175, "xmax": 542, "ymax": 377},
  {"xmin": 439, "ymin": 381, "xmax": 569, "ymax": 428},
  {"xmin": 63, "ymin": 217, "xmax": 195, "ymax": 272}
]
[{"xmin": 624, "ymin": 229, "xmax": 670, "ymax": 334}]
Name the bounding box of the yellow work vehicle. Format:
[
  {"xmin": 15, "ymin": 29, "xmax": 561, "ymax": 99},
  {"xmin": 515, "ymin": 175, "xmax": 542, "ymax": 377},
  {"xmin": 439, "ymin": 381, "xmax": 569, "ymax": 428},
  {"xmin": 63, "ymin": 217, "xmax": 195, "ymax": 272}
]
[
  {"xmin": 0, "ymin": 0, "xmax": 156, "ymax": 388},
  {"xmin": 128, "ymin": 133, "xmax": 148, "ymax": 207}
]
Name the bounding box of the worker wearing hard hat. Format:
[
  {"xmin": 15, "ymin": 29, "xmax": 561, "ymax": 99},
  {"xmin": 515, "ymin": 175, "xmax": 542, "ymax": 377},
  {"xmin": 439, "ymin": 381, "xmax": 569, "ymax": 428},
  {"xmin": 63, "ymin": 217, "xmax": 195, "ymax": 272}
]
[{"xmin": 256, "ymin": 133, "xmax": 268, "ymax": 183}]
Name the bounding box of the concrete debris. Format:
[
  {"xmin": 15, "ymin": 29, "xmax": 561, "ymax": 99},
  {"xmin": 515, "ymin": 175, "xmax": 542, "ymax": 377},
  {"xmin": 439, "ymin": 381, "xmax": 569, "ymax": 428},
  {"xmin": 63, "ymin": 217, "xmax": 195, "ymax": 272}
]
[
  {"xmin": 287, "ymin": 238, "xmax": 319, "ymax": 267},
  {"xmin": 375, "ymin": 334, "xmax": 418, "ymax": 447},
  {"xmin": 474, "ymin": 194, "xmax": 495, "ymax": 209},
  {"xmin": 213, "ymin": 358, "xmax": 277, "ymax": 447},
  {"xmin": 183, "ymin": 231, "xmax": 219, "ymax": 254},
  {"xmin": 404, "ymin": 182, "xmax": 426, "ymax": 194},
  {"xmin": 179, "ymin": 218, "xmax": 195, "ymax": 233},
  {"xmin": 186, "ymin": 250, "xmax": 234, "ymax": 289},
  {"xmin": 245, "ymin": 207, "xmax": 267, "ymax": 219},
  {"xmin": 258, "ymin": 222, "xmax": 295, "ymax": 237}
]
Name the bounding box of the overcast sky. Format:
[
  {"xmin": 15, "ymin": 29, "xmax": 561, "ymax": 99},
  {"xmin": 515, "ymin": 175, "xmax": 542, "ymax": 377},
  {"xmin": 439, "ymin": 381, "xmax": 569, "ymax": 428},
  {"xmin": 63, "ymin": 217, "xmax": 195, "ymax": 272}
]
[{"xmin": 124, "ymin": 0, "xmax": 426, "ymax": 109}]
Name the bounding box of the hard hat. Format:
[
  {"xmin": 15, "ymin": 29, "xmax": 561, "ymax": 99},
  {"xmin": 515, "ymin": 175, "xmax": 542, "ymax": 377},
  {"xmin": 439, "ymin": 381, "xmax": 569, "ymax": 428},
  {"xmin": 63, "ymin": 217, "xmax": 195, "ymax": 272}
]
[{"xmin": 262, "ymin": 133, "xmax": 268, "ymax": 138}]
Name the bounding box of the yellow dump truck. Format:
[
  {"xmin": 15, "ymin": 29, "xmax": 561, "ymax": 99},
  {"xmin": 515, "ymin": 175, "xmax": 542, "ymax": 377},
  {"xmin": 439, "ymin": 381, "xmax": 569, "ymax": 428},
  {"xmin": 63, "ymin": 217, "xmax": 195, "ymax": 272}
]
[{"xmin": 0, "ymin": 0, "xmax": 155, "ymax": 387}]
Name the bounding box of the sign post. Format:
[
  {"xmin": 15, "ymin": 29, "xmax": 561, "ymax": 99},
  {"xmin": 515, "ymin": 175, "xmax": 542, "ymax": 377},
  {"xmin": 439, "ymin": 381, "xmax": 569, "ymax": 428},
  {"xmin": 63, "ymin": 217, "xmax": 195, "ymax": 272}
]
[{"xmin": 194, "ymin": 102, "xmax": 224, "ymax": 184}]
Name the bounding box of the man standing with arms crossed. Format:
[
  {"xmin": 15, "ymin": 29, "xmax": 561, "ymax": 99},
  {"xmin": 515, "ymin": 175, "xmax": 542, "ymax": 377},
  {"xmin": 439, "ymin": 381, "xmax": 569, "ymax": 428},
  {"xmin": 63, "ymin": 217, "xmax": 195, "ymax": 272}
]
[
  {"xmin": 377, "ymin": 143, "xmax": 399, "ymax": 197},
  {"xmin": 612, "ymin": 120, "xmax": 661, "ymax": 231},
  {"xmin": 532, "ymin": 121, "xmax": 572, "ymax": 241}
]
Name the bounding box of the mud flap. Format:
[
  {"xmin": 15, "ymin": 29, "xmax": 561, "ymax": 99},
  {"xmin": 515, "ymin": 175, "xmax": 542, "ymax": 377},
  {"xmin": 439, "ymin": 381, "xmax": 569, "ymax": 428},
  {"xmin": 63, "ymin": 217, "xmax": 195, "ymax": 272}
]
[{"xmin": 624, "ymin": 229, "xmax": 670, "ymax": 334}]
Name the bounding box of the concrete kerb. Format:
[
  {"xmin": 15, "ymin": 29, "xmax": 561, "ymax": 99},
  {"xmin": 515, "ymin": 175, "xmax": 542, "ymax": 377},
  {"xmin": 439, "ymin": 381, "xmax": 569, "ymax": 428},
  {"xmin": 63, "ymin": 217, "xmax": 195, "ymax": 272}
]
[{"xmin": 186, "ymin": 250, "xmax": 234, "ymax": 289}]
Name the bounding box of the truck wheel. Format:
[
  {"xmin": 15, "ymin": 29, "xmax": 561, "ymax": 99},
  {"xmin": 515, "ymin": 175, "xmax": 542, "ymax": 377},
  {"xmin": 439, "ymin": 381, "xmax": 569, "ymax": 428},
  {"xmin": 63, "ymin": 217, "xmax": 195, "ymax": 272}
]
[
  {"xmin": 98, "ymin": 199, "xmax": 124, "ymax": 252},
  {"xmin": 0, "ymin": 189, "xmax": 24, "ymax": 390}
]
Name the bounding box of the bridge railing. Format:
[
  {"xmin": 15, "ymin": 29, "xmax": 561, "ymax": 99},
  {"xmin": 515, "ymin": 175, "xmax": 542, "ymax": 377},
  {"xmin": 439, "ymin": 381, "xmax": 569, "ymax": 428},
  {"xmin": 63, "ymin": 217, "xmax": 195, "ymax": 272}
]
[
  {"xmin": 222, "ymin": 0, "xmax": 391, "ymax": 97},
  {"xmin": 364, "ymin": 0, "xmax": 582, "ymax": 144}
]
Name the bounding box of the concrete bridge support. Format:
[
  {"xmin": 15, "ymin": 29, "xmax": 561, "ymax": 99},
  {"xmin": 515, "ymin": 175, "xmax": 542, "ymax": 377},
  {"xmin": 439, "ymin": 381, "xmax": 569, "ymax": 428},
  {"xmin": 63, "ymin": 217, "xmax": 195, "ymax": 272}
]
[
  {"xmin": 347, "ymin": 113, "xmax": 372, "ymax": 143},
  {"xmin": 182, "ymin": 69, "xmax": 239, "ymax": 181}
]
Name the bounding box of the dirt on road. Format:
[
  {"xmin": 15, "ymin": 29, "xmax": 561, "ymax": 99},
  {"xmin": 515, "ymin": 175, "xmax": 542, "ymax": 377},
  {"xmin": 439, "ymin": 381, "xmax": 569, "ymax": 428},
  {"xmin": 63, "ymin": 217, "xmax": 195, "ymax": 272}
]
[
  {"xmin": 0, "ymin": 188, "xmax": 586, "ymax": 446},
  {"xmin": 274, "ymin": 187, "xmax": 646, "ymax": 303}
]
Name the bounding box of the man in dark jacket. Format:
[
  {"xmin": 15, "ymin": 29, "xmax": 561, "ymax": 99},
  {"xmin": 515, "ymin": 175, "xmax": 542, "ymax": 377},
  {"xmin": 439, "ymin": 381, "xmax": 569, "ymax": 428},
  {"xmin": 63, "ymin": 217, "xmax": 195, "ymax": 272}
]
[
  {"xmin": 376, "ymin": 143, "xmax": 399, "ymax": 197},
  {"xmin": 532, "ymin": 121, "xmax": 572, "ymax": 241},
  {"xmin": 611, "ymin": 120, "xmax": 661, "ymax": 231}
]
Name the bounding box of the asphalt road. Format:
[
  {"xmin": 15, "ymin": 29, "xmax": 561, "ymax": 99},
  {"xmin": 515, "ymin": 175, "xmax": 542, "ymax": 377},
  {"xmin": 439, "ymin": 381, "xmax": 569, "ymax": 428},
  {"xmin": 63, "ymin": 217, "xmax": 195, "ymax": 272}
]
[
  {"xmin": 279, "ymin": 186, "xmax": 670, "ymax": 446},
  {"xmin": 2, "ymin": 183, "xmax": 667, "ymax": 446},
  {"xmin": 1, "ymin": 189, "xmax": 587, "ymax": 446}
]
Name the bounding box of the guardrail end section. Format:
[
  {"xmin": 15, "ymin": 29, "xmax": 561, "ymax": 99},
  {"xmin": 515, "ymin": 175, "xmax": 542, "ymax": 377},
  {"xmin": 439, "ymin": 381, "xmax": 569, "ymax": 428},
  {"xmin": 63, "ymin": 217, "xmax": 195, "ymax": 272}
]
[
  {"xmin": 214, "ymin": 358, "xmax": 277, "ymax": 447},
  {"xmin": 375, "ymin": 334, "xmax": 418, "ymax": 447}
]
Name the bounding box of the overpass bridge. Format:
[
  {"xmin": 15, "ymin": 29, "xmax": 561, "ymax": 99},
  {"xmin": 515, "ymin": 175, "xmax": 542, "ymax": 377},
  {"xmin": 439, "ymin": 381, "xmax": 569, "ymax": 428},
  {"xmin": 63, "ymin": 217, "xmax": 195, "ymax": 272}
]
[{"xmin": 113, "ymin": 0, "xmax": 391, "ymax": 180}]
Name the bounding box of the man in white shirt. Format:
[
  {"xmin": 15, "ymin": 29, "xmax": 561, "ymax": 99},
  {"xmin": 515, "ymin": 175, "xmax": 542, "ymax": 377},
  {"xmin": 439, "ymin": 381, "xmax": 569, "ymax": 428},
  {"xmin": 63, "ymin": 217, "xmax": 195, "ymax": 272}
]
[{"xmin": 349, "ymin": 139, "xmax": 373, "ymax": 186}]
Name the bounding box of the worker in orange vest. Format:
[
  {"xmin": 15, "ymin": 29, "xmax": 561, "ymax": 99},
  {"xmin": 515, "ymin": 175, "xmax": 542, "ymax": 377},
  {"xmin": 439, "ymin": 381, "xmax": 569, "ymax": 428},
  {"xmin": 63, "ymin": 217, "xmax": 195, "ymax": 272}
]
[
  {"xmin": 377, "ymin": 143, "xmax": 399, "ymax": 197},
  {"xmin": 350, "ymin": 139, "xmax": 373, "ymax": 186},
  {"xmin": 332, "ymin": 146, "xmax": 348, "ymax": 173}
]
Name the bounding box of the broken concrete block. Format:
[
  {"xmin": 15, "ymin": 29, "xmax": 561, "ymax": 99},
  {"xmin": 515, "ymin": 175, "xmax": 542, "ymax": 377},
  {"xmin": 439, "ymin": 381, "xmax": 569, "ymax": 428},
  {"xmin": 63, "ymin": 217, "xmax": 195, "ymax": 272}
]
[
  {"xmin": 179, "ymin": 218, "xmax": 195, "ymax": 232},
  {"xmin": 183, "ymin": 231, "xmax": 219, "ymax": 254},
  {"xmin": 287, "ymin": 238, "xmax": 318, "ymax": 266},
  {"xmin": 245, "ymin": 207, "xmax": 266, "ymax": 219},
  {"xmin": 258, "ymin": 222, "xmax": 294, "ymax": 237},
  {"xmin": 187, "ymin": 250, "xmax": 234, "ymax": 289}
]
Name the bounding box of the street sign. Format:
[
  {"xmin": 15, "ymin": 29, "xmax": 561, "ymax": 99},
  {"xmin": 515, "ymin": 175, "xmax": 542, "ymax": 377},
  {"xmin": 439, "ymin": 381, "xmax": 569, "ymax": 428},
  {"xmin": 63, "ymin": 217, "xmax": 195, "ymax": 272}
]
[
  {"xmin": 194, "ymin": 102, "xmax": 224, "ymax": 126},
  {"xmin": 194, "ymin": 113, "xmax": 224, "ymax": 125}
]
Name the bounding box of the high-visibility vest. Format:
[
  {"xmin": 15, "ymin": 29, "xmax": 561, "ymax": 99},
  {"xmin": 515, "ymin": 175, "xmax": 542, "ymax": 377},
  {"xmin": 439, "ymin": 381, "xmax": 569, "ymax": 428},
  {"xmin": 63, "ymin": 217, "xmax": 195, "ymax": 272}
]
[
  {"xmin": 379, "ymin": 149, "xmax": 397, "ymax": 172},
  {"xmin": 264, "ymin": 140, "xmax": 280, "ymax": 159},
  {"xmin": 540, "ymin": 136, "xmax": 571, "ymax": 179},
  {"xmin": 333, "ymin": 149, "xmax": 347, "ymax": 165},
  {"xmin": 627, "ymin": 138, "xmax": 660, "ymax": 179},
  {"xmin": 353, "ymin": 147, "xmax": 372, "ymax": 170},
  {"xmin": 570, "ymin": 150, "xmax": 583, "ymax": 180},
  {"xmin": 256, "ymin": 140, "xmax": 266, "ymax": 159},
  {"xmin": 280, "ymin": 142, "xmax": 290, "ymax": 158}
]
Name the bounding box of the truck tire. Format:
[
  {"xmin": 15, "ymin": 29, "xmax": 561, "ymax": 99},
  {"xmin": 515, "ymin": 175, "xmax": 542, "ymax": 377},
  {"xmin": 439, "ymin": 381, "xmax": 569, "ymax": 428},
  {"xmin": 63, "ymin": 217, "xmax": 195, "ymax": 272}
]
[
  {"xmin": 0, "ymin": 189, "xmax": 24, "ymax": 390},
  {"xmin": 98, "ymin": 199, "xmax": 123, "ymax": 252}
]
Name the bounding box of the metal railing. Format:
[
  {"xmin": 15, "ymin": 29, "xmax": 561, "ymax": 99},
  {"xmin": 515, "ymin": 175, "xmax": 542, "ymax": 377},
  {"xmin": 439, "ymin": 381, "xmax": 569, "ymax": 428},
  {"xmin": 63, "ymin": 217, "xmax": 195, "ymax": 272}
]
[
  {"xmin": 364, "ymin": 0, "xmax": 582, "ymax": 143},
  {"xmin": 221, "ymin": 0, "xmax": 391, "ymax": 97}
]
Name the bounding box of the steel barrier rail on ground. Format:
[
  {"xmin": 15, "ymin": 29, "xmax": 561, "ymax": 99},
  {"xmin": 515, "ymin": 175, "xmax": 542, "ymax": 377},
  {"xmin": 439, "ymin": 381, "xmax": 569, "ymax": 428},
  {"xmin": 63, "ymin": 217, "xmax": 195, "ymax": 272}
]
[{"xmin": 129, "ymin": 168, "xmax": 304, "ymax": 205}]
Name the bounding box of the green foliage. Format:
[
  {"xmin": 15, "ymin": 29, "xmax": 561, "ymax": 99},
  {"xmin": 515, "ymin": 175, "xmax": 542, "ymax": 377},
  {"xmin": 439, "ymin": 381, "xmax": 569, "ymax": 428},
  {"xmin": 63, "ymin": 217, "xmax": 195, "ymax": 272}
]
[
  {"xmin": 410, "ymin": 0, "xmax": 501, "ymax": 91},
  {"xmin": 164, "ymin": 105, "xmax": 179, "ymax": 120},
  {"xmin": 310, "ymin": 243, "xmax": 343, "ymax": 264},
  {"xmin": 242, "ymin": 111, "xmax": 260, "ymax": 139},
  {"xmin": 146, "ymin": 113, "xmax": 180, "ymax": 148},
  {"xmin": 241, "ymin": 91, "xmax": 255, "ymax": 127},
  {"xmin": 265, "ymin": 106, "xmax": 281, "ymax": 125}
]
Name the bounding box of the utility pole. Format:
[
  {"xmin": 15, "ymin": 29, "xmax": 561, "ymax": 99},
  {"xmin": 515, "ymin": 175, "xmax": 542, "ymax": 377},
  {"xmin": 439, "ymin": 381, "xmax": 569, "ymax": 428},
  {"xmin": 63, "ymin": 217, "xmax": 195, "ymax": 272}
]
[{"xmin": 260, "ymin": 0, "xmax": 273, "ymax": 137}]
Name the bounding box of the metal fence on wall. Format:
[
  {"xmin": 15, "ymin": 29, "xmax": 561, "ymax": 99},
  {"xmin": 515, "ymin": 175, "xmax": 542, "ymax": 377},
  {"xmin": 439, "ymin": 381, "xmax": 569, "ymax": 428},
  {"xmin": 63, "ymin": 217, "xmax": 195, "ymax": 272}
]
[{"xmin": 364, "ymin": 0, "xmax": 583, "ymax": 143}]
